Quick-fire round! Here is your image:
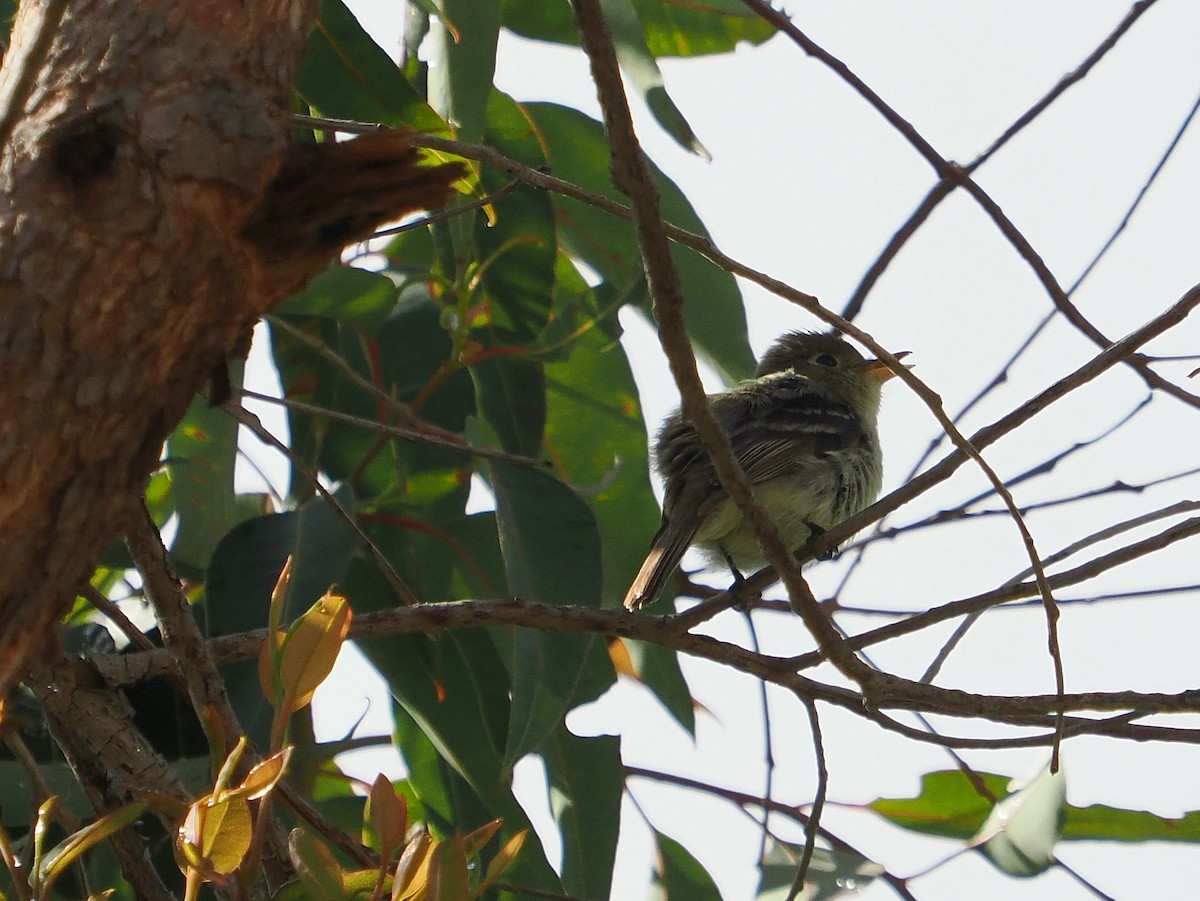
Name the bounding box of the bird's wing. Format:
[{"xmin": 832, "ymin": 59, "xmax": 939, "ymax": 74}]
[{"xmin": 718, "ymin": 374, "xmax": 862, "ymax": 485}]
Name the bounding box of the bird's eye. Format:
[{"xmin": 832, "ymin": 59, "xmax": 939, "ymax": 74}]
[{"xmin": 814, "ymin": 354, "xmax": 839, "ymax": 368}]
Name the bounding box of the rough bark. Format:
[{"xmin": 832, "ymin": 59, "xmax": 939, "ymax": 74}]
[{"xmin": 0, "ymin": 0, "xmax": 461, "ymax": 699}]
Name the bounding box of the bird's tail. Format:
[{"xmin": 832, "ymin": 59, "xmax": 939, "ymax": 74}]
[{"xmin": 623, "ymin": 523, "xmax": 693, "ymax": 610}]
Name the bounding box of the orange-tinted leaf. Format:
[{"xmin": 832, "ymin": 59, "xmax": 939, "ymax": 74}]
[
  {"xmin": 212, "ymin": 736, "xmax": 248, "ymax": 797},
  {"xmin": 176, "ymin": 802, "xmax": 205, "ymax": 872},
  {"xmin": 35, "ymin": 796, "xmax": 58, "ymax": 839},
  {"xmin": 367, "ymin": 774, "xmax": 408, "ymax": 858},
  {"xmin": 133, "ymin": 789, "xmax": 190, "ymax": 821},
  {"xmin": 279, "ymin": 591, "xmax": 352, "ymax": 713},
  {"xmin": 235, "ymin": 746, "xmax": 292, "ymax": 801},
  {"xmin": 607, "ymin": 637, "xmax": 636, "ymax": 678},
  {"xmin": 478, "ymin": 829, "xmax": 527, "ymax": 896},
  {"xmin": 39, "ymin": 801, "xmax": 148, "ymax": 894},
  {"xmin": 178, "ymin": 794, "xmax": 253, "ymax": 877},
  {"xmin": 392, "ymin": 832, "xmax": 434, "ymax": 901},
  {"xmin": 462, "ymin": 818, "xmax": 501, "ymax": 859}
]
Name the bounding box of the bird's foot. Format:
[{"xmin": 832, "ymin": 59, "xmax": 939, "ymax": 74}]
[
  {"xmin": 804, "ymin": 520, "xmax": 839, "ymax": 561},
  {"xmin": 718, "ymin": 544, "xmax": 754, "ymax": 610}
]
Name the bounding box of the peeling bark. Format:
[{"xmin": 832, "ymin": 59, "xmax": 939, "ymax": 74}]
[{"xmin": 0, "ymin": 0, "xmax": 461, "ymax": 698}]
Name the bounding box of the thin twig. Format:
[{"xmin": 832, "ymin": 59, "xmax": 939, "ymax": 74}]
[
  {"xmin": 82, "ymin": 583, "xmax": 156, "ymax": 652},
  {"xmin": 276, "ymin": 781, "xmax": 376, "ymax": 868},
  {"xmin": 125, "ymin": 500, "xmax": 245, "ymax": 753},
  {"xmin": 370, "ymin": 177, "xmax": 521, "ymax": 238},
  {"xmin": 785, "ymin": 700, "xmax": 828, "ymax": 901},
  {"xmin": 742, "ymin": 610, "xmax": 775, "ymax": 863},
  {"xmin": 973, "ymin": 1, "xmax": 1160, "ymax": 167},
  {"xmin": 238, "ymin": 388, "xmax": 547, "ymax": 468},
  {"xmin": 227, "ymin": 404, "xmax": 421, "ymax": 606}
]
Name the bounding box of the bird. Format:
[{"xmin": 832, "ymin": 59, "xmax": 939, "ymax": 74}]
[{"xmin": 623, "ymin": 330, "xmax": 904, "ymax": 610}]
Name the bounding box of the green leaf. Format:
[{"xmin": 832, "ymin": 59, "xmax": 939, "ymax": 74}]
[
  {"xmin": 502, "ymin": 0, "xmax": 774, "ymax": 57},
  {"xmin": 289, "ymin": 828, "xmax": 348, "ymax": 899},
  {"xmin": 471, "ymin": 355, "xmax": 546, "ymax": 458},
  {"xmin": 370, "ymin": 630, "xmax": 509, "ymax": 810},
  {"xmin": 627, "ymin": 639, "xmax": 695, "ymax": 736},
  {"xmin": 651, "ymin": 832, "xmax": 722, "ymax": 901},
  {"xmin": 206, "ymin": 486, "xmax": 359, "ymax": 634},
  {"xmin": 271, "ymin": 290, "xmax": 475, "ymax": 517},
  {"xmin": 525, "ymin": 102, "xmax": 755, "ymax": 382},
  {"xmin": 375, "ymin": 288, "xmax": 477, "ymax": 442},
  {"xmin": 756, "ymin": 838, "xmax": 883, "ymax": 900},
  {"xmin": 180, "ymin": 793, "xmax": 253, "ymax": 877},
  {"xmin": 542, "ymin": 313, "xmax": 695, "ymax": 732},
  {"xmin": 391, "ymin": 703, "xmax": 458, "ymax": 832},
  {"xmin": 166, "ymin": 369, "xmax": 263, "ymax": 577},
  {"xmin": 298, "ymin": 0, "xmax": 448, "ymax": 132},
  {"xmin": 601, "ymin": 0, "xmax": 710, "ymax": 158},
  {"xmin": 636, "ymin": 0, "xmax": 777, "ymax": 56},
  {"xmin": 871, "ymin": 767, "xmax": 1200, "ymax": 848},
  {"xmin": 868, "ymin": 769, "xmax": 1009, "ymax": 840},
  {"xmin": 542, "ymin": 727, "xmax": 622, "ymax": 899},
  {"xmin": 976, "ymin": 766, "xmax": 1065, "ymax": 877},
  {"xmin": 1061, "ymin": 803, "xmax": 1200, "ymax": 843},
  {"xmin": 485, "ymin": 461, "xmax": 602, "ymax": 606},
  {"xmin": 443, "ymin": 512, "xmax": 508, "ymax": 599},
  {"xmin": 485, "ymin": 462, "xmax": 614, "ymax": 760},
  {"xmin": 274, "ymin": 264, "xmax": 401, "ymax": 330},
  {"xmin": 204, "ymin": 486, "xmax": 359, "ymax": 748},
  {"xmin": 278, "ymin": 592, "xmax": 353, "ymax": 713},
  {"xmin": 0, "ymin": 2, "xmax": 15, "ymax": 41},
  {"xmin": 310, "ymin": 766, "xmax": 374, "ymax": 838},
  {"xmin": 543, "ymin": 318, "xmax": 657, "ymax": 607},
  {"xmin": 0, "ymin": 757, "xmax": 91, "ymax": 825},
  {"xmin": 270, "ymin": 314, "xmax": 374, "ymax": 499},
  {"xmin": 500, "ymin": 625, "xmax": 612, "ymax": 767},
  {"xmin": 430, "ymin": 0, "xmax": 501, "ymax": 143},
  {"xmin": 38, "ymin": 800, "xmax": 148, "ymax": 893},
  {"xmin": 475, "ymin": 91, "xmax": 559, "ymax": 345}
]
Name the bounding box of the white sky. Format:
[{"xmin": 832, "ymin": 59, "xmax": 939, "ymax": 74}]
[{"xmin": 261, "ymin": 3, "xmax": 1200, "ymax": 899}]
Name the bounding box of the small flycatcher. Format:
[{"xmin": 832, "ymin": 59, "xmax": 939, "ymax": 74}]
[{"xmin": 624, "ymin": 331, "xmax": 904, "ymax": 610}]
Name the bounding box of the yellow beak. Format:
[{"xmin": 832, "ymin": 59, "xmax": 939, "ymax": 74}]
[{"xmin": 855, "ymin": 351, "xmax": 912, "ymax": 383}]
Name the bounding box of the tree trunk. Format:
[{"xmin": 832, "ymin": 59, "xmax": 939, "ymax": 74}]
[{"xmin": 0, "ymin": 0, "xmax": 459, "ymax": 700}]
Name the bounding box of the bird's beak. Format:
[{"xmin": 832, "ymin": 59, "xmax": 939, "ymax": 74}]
[{"xmin": 855, "ymin": 351, "xmax": 912, "ymax": 383}]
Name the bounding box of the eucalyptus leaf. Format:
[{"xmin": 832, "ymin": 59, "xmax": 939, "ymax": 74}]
[
  {"xmin": 650, "ymin": 831, "xmax": 722, "ymax": 901},
  {"xmin": 976, "ymin": 766, "xmax": 1066, "ymax": 877}
]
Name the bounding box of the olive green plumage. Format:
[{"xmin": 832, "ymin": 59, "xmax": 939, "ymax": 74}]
[{"xmin": 624, "ymin": 331, "xmax": 899, "ymax": 610}]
